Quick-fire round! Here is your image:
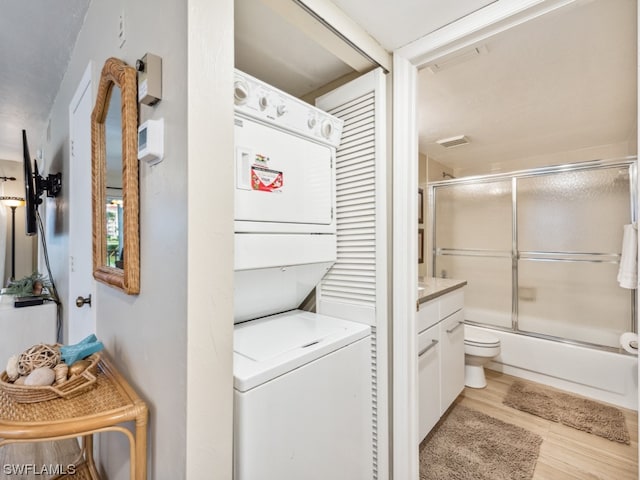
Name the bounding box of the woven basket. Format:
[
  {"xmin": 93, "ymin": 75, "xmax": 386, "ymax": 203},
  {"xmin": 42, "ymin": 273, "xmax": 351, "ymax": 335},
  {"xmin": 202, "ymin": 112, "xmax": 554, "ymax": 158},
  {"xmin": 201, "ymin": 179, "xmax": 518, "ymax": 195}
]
[{"xmin": 0, "ymin": 353, "xmax": 100, "ymax": 404}]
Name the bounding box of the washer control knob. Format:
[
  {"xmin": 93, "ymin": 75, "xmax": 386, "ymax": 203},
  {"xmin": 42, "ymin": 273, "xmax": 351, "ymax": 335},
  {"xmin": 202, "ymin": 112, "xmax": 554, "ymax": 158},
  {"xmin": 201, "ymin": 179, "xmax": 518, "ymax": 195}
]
[
  {"xmin": 307, "ymin": 117, "xmax": 317, "ymax": 129},
  {"xmin": 259, "ymin": 95, "xmax": 269, "ymax": 110},
  {"xmin": 234, "ymin": 80, "xmax": 249, "ymax": 105},
  {"xmin": 321, "ymin": 120, "xmax": 333, "ymax": 139},
  {"xmin": 276, "ymin": 104, "xmax": 287, "ymax": 116}
]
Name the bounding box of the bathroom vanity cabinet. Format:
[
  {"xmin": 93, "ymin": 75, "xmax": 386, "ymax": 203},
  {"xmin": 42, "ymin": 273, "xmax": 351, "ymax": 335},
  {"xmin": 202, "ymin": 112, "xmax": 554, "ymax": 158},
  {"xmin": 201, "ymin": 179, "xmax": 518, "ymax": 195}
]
[{"xmin": 416, "ymin": 280, "xmax": 465, "ymax": 441}]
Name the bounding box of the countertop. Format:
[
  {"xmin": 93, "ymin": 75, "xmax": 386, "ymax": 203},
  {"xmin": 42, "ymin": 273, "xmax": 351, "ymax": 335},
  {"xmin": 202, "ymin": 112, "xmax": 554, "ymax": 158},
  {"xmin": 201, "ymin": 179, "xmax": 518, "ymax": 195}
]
[{"xmin": 418, "ymin": 277, "xmax": 467, "ymax": 304}]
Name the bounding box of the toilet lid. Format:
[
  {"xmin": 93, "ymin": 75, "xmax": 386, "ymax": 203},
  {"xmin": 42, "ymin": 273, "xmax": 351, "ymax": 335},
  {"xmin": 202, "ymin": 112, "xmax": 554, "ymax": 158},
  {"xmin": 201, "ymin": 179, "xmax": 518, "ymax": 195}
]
[{"xmin": 465, "ymin": 330, "xmax": 500, "ymax": 347}]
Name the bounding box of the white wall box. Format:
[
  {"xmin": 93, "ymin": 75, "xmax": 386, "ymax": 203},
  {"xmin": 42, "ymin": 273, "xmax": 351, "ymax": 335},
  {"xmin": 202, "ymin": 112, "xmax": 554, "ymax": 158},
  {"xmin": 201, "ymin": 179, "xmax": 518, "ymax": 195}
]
[{"xmin": 0, "ymin": 301, "xmax": 57, "ymax": 362}]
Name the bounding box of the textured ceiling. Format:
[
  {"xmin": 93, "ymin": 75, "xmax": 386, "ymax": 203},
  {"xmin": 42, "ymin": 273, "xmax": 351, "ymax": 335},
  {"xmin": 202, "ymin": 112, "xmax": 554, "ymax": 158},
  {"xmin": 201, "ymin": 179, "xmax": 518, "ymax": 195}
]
[
  {"xmin": 0, "ymin": 0, "xmax": 90, "ymax": 162},
  {"xmin": 418, "ymin": 0, "xmax": 637, "ymax": 175}
]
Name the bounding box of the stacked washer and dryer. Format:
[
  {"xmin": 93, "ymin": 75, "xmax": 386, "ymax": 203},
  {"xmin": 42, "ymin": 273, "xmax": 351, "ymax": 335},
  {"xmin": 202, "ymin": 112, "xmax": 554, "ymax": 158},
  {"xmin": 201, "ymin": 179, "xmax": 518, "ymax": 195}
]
[{"xmin": 232, "ymin": 70, "xmax": 373, "ymax": 480}]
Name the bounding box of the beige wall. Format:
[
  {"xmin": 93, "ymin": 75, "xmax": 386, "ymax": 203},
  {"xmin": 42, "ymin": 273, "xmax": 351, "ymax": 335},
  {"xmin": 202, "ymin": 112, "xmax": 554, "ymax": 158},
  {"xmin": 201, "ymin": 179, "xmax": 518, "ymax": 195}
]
[
  {"xmin": 0, "ymin": 160, "xmax": 34, "ymax": 283},
  {"xmin": 427, "ymin": 157, "xmax": 453, "ymax": 182}
]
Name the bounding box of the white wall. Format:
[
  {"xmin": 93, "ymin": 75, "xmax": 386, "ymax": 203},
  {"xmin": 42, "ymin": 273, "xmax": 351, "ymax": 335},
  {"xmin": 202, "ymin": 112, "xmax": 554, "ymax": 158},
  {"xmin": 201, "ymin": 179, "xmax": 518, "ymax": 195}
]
[
  {"xmin": 38, "ymin": 0, "xmax": 234, "ymax": 478},
  {"xmin": 186, "ymin": 0, "xmax": 234, "ymax": 477}
]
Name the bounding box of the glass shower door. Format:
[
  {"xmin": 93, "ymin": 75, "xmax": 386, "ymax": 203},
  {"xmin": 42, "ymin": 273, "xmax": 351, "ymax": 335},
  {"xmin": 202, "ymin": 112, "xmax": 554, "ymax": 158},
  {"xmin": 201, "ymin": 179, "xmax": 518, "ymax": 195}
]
[
  {"xmin": 433, "ymin": 180, "xmax": 513, "ymax": 328},
  {"xmin": 516, "ymin": 167, "xmax": 633, "ymax": 347}
]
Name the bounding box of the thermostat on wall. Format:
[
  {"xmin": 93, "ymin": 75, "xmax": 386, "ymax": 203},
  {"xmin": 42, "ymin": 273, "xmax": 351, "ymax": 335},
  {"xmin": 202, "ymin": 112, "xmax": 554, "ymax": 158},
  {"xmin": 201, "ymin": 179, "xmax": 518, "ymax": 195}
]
[{"xmin": 138, "ymin": 118, "xmax": 164, "ymax": 165}]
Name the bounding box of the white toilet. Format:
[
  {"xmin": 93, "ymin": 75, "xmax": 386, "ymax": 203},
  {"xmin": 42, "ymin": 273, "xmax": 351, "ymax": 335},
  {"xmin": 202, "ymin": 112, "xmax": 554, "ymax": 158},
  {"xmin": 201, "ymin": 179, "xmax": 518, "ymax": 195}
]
[{"xmin": 464, "ymin": 327, "xmax": 501, "ymax": 388}]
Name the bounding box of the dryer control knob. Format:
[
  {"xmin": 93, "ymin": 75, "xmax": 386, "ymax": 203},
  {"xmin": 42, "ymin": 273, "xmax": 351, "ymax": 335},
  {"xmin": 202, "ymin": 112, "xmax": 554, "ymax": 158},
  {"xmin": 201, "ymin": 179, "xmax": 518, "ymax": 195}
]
[
  {"xmin": 259, "ymin": 95, "xmax": 269, "ymax": 110},
  {"xmin": 307, "ymin": 117, "xmax": 317, "ymax": 129},
  {"xmin": 234, "ymin": 80, "xmax": 249, "ymax": 105},
  {"xmin": 276, "ymin": 104, "xmax": 287, "ymax": 116},
  {"xmin": 321, "ymin": 120, "xmax": 333, "ymax": 139}
]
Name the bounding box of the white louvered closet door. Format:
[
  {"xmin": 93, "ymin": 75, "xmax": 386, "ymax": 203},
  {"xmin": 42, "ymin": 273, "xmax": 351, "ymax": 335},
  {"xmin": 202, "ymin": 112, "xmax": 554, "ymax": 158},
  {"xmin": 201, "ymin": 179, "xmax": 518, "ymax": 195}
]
[{"xmin": 316, "ymin": 68, "xmax": 389, "ymax": 480}]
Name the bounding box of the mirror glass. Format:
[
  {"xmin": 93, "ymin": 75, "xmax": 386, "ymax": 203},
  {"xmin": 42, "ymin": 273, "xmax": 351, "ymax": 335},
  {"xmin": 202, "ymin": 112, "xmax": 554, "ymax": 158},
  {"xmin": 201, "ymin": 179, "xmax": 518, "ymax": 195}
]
[
  {"xmin": 92, "ymin": 57, "xmax": 139, "ymax": 294},
  {"xmin": 104, "ymin": 88, "xmax": 124, "ymax": 269}
]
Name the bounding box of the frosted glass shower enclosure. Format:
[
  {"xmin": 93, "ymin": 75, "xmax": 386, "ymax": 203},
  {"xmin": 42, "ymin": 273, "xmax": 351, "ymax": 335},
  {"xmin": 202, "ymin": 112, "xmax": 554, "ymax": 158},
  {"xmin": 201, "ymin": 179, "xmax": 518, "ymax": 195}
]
[{"xmin": 429, "ymin": 159, "xmax": 637, "ymax": 350}]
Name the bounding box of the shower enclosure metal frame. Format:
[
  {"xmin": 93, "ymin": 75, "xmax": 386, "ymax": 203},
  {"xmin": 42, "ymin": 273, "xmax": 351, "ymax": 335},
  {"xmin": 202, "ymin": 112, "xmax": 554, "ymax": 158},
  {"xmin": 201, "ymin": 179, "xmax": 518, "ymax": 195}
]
[{"xmin": 428, "ymin": 157, "xmax": 638, "ymax": 352}]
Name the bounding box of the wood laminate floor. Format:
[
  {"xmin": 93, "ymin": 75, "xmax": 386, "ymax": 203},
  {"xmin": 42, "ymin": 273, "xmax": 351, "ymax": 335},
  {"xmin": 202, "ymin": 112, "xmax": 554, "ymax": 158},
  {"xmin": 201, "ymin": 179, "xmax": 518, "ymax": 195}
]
[{"xmin": 454, "ymin": 370, "xmax": 638, "ymax": 480}]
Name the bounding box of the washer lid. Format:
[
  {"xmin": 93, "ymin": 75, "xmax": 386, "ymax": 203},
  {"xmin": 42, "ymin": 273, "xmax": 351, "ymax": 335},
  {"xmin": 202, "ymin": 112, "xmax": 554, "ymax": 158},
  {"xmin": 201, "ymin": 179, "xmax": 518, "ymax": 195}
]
[
  {"xmin": 465, "ymin": 329, "xmax": 500, "ymax": 346},
  {"xmin": 233, "ymin": 310, "xmax": 370, "ymax": 392}
]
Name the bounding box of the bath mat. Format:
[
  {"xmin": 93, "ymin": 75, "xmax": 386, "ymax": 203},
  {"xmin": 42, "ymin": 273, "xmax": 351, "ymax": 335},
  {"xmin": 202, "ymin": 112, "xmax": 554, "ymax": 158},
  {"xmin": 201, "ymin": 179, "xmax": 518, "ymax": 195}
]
[
  {"xmin": 419, "ymin": 403, "xmax": 542, "ymax": 480},
  {"xmin": 503, "ymin": 380, "xmax": 630, "ymax": 444}
]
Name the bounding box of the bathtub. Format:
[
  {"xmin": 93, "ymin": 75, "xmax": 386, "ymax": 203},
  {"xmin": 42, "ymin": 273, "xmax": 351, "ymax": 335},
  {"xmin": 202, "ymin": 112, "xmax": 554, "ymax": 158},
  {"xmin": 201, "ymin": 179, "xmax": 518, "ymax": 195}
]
[{"xmin": 466, "ymin": 324, "xmax": 639, "ymax": 410}]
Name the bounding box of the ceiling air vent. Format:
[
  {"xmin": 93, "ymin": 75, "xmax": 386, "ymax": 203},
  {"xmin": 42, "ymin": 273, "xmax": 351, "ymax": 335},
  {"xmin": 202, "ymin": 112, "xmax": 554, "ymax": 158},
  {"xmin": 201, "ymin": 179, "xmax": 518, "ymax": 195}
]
[
  {"xmin": 436, "ymin": 135, "xmax": 469, "ymax": 148},
  {"xmin": 426, "ymin": 45, "xmax": 489, "ymax": 74}
]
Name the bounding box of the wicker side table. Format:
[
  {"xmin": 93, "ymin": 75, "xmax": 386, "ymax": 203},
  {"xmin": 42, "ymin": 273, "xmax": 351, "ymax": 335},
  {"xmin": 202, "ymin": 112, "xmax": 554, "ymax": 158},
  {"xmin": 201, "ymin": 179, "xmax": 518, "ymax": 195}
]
[{"xmin": 0, "ymin": 354, "xmax": 148, "ymax": 479}]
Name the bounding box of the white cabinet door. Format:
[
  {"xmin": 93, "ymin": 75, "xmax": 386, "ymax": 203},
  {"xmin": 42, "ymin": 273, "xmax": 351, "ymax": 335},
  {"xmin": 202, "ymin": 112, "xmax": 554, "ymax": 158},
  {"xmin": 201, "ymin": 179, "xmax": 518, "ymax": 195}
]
[
  {"xmin": 418, "ymin": 323, "xmax": 440, "ymax": 442},
  {"xmin": 439, "ymin": 309, "xmax": 465, "ymax": 415}
]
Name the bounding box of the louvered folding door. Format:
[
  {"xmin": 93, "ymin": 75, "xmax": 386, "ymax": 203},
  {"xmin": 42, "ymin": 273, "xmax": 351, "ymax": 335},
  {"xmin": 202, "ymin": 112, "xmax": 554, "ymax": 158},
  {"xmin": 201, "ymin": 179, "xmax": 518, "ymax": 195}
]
[{"xmin": 316, "ymin": 68, "xmax": 389, "ymax": 480}]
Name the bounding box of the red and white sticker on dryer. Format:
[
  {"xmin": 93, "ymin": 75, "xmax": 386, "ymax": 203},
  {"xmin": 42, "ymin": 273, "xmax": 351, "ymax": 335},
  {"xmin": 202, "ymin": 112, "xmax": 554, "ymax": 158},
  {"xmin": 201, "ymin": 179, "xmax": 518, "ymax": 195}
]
[{"xmin": 251, "ymin": 165, "xmax": 283, "ymax": 192}]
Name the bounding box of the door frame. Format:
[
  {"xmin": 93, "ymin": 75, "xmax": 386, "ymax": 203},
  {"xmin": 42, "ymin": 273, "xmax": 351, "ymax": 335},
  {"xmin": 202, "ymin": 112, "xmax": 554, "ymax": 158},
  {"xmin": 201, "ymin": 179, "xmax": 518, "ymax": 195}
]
[
  {"xmin": 67, "ymin": 61, "xmax": 95, "ymax": 343},
  {"xmin": 391, "ymin": 1, "xmax": 582, "ymax": 478}
]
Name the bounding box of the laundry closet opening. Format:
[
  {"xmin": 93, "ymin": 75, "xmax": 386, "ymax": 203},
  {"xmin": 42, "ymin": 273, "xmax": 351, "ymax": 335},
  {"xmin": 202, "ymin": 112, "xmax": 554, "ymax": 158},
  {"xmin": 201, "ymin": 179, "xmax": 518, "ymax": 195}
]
[{"xmin": 233, "ymin": 2, "xmax": 391, "ymax": 479}]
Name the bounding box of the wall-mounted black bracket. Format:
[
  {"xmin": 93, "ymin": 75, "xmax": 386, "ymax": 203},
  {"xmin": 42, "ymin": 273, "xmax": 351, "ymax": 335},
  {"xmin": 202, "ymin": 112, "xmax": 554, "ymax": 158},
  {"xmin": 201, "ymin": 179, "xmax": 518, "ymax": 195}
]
[{"xmin": 33, "ymin": 161, "xmax": 62, "ymax": 204}]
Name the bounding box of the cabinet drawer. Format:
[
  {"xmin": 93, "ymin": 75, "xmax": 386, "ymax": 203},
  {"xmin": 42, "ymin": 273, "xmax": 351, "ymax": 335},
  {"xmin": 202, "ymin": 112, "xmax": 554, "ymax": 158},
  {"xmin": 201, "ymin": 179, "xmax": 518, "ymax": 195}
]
[
  {"xmin": 417, "ymin": 300, "xmax": 438, "ymax": 334},
  {"xmin": 440, "ymin": 289, "xmax": 464, "ymax": 320}
]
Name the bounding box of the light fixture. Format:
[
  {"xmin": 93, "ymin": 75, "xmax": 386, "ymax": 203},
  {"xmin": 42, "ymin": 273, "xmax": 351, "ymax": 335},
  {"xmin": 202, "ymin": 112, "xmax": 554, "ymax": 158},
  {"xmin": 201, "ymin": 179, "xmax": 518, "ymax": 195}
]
[{"xmin": 0, "ymin": 196, "xmax": 26, "ymax": 281}]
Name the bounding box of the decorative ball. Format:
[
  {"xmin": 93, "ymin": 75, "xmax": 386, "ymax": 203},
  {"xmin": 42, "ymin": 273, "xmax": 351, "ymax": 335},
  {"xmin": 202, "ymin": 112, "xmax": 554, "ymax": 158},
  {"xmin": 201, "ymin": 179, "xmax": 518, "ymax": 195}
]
[{"xmin": 17, "ymin": 344, "xmax": 61, "ymax": 376}]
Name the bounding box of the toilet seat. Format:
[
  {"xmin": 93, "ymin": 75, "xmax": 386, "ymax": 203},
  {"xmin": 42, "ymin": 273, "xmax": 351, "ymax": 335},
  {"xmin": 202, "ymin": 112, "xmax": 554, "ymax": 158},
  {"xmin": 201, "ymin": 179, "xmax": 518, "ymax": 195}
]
[{"xmin": 464, "ymin": 330, "xmax": 500, "ymax": 348}]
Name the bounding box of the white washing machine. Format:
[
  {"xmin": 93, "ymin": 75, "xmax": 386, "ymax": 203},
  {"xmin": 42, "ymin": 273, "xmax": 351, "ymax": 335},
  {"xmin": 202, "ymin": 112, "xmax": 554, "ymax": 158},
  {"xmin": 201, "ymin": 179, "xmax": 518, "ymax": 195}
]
[
  {"xmin": 232, "ymin": 70, "xmax": 373, "ymax": 479},
  {"xmin": 234, "ymin": 310, "xmax": 371, "ymax": 480}
]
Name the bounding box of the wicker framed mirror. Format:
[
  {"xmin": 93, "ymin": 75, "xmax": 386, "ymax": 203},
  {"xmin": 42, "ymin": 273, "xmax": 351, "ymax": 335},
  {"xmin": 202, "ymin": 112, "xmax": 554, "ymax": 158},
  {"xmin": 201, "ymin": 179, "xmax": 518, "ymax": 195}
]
[{"xmin": 91, "ymin": 57, "xmax": 140, "ymax": 294}]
